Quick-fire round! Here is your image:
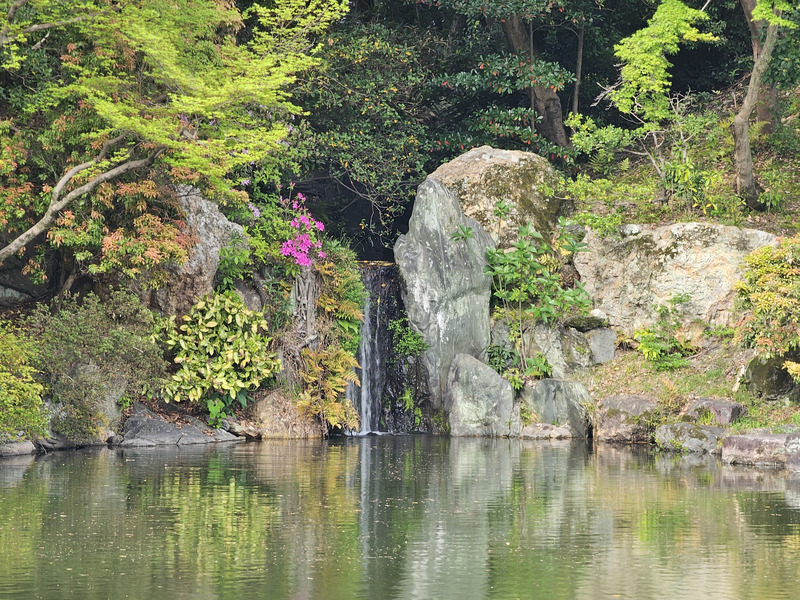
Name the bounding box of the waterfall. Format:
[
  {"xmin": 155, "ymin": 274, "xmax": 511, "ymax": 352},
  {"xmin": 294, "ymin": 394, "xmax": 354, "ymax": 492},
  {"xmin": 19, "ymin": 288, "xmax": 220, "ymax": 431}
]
[{"xmin": 348, "ymin": 262, "xmax": 403, "ymax": 434}]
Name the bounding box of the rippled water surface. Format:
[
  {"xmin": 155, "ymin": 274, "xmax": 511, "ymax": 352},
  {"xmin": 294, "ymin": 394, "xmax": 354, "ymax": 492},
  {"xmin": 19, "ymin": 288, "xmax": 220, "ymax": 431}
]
[{"xmin": 2, "ymin": 437, "xmax": 800, "ymax": 599}]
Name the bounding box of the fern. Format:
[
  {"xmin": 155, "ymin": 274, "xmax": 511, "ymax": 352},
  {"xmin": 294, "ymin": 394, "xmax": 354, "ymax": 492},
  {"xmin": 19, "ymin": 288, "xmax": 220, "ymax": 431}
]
[{"xmin": 297, "ymin": 347, "xmax": 360, "ymax": 430}]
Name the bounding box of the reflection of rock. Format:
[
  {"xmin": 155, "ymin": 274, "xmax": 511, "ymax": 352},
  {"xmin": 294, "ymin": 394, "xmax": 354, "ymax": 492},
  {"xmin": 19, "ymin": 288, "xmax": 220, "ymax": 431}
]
[
  {"xmin": 395, "ymin": 179, "xmax": 494, "ymax": 410},
  {"xmin": 594, "ymin": 394, "xmax": 660, "ymax": 443},
  {"xmin": 574, "ymin": 223, "xmax": 774, "ymax": 337},
  {"xmin": 446, "ymin": 354, "xmax": 515, "ymax": 437},
  {"xmin": 655, "ymin": 423, "xmax": 725, "ymax": 454},
  {"xmin": 519, "ymin": 379, "xmax": 590, "ymax": 438},
  {"xmin": 0, "ymin": 453, "xmax": 35, "ymax": 486},
  {"xmin": 120, "ymin": 403, "xmax": 240, "ymax": 447},
  {"xmin": 428, "ymin": 145, "xmax": 560, "ymax": 248}
]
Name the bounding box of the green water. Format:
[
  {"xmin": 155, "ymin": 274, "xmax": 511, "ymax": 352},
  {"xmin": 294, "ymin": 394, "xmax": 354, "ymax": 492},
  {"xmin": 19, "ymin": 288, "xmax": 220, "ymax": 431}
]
[{"xmin": 1, "ymin": 437, "xmax": 799, "ymax": 599}]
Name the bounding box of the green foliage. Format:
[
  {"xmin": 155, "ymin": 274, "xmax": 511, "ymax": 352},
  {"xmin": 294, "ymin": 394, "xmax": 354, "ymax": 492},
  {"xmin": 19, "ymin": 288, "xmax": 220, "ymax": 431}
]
[
  {"xmin": 0, "ymin": 322, "xmax": 47, "ymax": 439},
  {"xmin": 634, "ymin": 293, "xmax": 696, "ymax": 371},
  {"xmin": 315, "ymin": 240, "xmax": 367, "ymax": 356},
  {"xmin": 0, "ymin": 0, "xmax": 348, "ymax": 275},
  {"xmin": 160, "ymin": 291, "xmax": 280, "ymax": 423},
  {"xmin": 610, "ymin": 0, "xmax": 716, "ymax": 123},
  {"xmin": 400, "ymin": 388, "xmax": 423, "ymax": 429},
  {"xmin": 737, "ymin": 234, "xmax": 800, "ymax": 382},
  {"xmin": 388, "ymin": 317, "xmax": 429, "ymax": 361},
  {"xmin": 487, "ymin": 344, "xmax": 519, "ymax": 374},
  {"xmin": 216, "ymin": 234, "xmax": 254, "ymax": 292},
  {"xmin": 27, "ymin": 290, "xmax": 166, "ymax": 439},
  {"xmin": 297, "ymin": 347, "xmax": 360, "ymax": 430}
]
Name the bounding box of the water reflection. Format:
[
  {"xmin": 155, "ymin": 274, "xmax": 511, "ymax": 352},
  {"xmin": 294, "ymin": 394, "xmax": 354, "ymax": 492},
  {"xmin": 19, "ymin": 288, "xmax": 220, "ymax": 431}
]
[{"xmin": 0, "ymin": 438, "xmax": 799, "ymax": 599}]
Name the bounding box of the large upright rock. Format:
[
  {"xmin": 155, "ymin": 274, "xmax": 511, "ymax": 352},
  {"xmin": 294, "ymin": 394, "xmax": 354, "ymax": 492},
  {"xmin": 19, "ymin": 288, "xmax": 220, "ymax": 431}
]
[
  {"xmin": 429, "ymin": 145, "xmax": 560, "ymax": 247},
  {"xmin": 574, "ymin": 223, "xmax": 774, "ymax": 337},
  {"xmin": 446, "ymin": 354, "xmax": 515, "ymax": 437},
  {"xmin": 395, "ymin": 179, "xmax": 494, "ymax": 410},
  {"xmin": 142, "ymin": 186, "xmax": 243, "ymax": 315}
]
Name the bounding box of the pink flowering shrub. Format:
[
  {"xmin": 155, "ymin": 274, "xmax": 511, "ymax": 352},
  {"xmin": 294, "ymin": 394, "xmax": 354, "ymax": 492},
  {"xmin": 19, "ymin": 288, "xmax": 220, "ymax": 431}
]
[{"xmin": 279, "ymin": 192, "xmax": 327, "ymax": 267}]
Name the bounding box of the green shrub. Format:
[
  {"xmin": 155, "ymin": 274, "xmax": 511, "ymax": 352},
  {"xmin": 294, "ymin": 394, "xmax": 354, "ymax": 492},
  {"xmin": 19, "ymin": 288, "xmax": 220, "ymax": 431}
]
[
  {"xmin": 0, "ymin": 322, "xmax": 47, "ymax": 440},
  {"xmin": 159, "ymin": 291, "xmax": 280, "ymax": 425},
  {"xmin": 28, "ymin": 290, "xmax": 166, "ymax": 440},
  {"xmin": 634, "ymin": 293, "xmax": 695, "ymax": 371},
  {"xmin": 737, "ymin": 234, "xmax": 800, "ymax": 381},
  {"xmin": 388, "ymin": 317, "xmax": 428, "ymax": 362}
]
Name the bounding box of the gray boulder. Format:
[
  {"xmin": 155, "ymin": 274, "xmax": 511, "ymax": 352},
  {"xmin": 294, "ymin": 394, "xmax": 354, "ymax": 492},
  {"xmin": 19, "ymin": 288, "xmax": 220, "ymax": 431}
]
[
  {"xmin": 0, "ymin": 441, "xmax": 37, "ymax": 457},
  {"xmin": 428, "ymin": 145, "xmax": 560, "ymax": 248},
  {"xmin": 519, "ymin": 379, "xmax": 590, "ymax": 438},
  {"xmin": 594, "ymin": 394, "xmax": 661, "ymax": 443},
  {"xmin": 684, "ymin": 398, "xmax": 747, "ymax": 426},
  {"xmin": 574, "ymin": 223, "xmax": 775, "ymax": 337},
  {"xmin": 120, "ymin": 403, "xmax": 240, "ymax": 447},
  {"xmin": 655, "ymin": 423, "xmax": 725, "ymax": 454},
  {"xmin": 395, "ymin": 179, "xmax": 494, "ymax": 410},
  {"xmin": 249, "ymin": 390, "xmax": 326, "ymax": 439},
  {"xmin": 519, "ymin": 423, "xmax": 573, "ymax": 439},
  {"xmin": 446, "ymin": 354, "xmax": 515, "ymax": 437},
  {"xmin": 744, "ymin": 354, "xmax": 800, "ymax": 402},
  {"xmin": 140, "ymin": 186, "xmax": 243, "ymax": 316}
]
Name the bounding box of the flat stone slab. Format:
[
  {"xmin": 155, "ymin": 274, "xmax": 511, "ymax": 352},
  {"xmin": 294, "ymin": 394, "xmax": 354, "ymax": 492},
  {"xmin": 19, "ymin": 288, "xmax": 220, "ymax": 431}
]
[
  {"xmin": 519, "ymin": 423, "xmax": 573, "ymax": 440},
  {"xmin": 120, "ymin": 404, "xmax": 240, "ymax": 447},
  {"xmin": 0, "ymin": 440, "xmax": 37, "ymax": 457},
  {"xmin": 721, "ymin": 433, "xmax": 800, "ymax": 468}
]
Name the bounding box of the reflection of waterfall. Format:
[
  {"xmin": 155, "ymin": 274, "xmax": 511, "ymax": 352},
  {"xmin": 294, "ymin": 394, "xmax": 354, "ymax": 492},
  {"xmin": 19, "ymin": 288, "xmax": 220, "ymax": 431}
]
[{"xmin": 347, "ymin": 262, "xmax": 403, "ymax": 434}]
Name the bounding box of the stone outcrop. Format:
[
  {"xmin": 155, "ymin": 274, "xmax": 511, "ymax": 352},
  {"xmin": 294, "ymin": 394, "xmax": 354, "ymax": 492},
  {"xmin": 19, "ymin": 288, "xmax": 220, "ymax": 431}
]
[
  {"xmin": 594, "ymin": 394, "xmax": 660, "ymax": 443},
  {"xmin": 519, "ymin": 379, "xmax": 590, "ymax": 438},
  {"xmin": 745, "ymin": 354, "xmax": 800, "ymax": 402},
  {"xmin": 395, "ymin": 179, "xmax": 494, "ymax": 410},
  {"xmin": 140, "ymin": 186, "xmax": 243, "ymax": 315},
  {"xmin": 574, "ymin": 223, "xmax": 775, "ymax": 337},
  {"xmin": 120, "ymin": 404, "xmax": 240, "ymax": 447},
  {"xmin": 428, "ymin": 145, "xmax": 561, "ymax": 247},
  {"xmin": 446, "ymin": 354, "xmax": 515, "ymax": 437},
  {"xmin": 0, "ymin": 440, "xmax": 37, "ymax": 457},
  {"xmin": 655, "ymin": 423, "xmax": 725, "ymax": 454}
]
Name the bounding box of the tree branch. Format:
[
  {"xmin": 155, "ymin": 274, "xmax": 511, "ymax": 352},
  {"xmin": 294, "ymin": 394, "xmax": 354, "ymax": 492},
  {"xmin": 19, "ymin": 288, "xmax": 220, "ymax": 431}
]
[{"xmin": 0, "ymin": 146, "xmax": 165, "ymax": 265}]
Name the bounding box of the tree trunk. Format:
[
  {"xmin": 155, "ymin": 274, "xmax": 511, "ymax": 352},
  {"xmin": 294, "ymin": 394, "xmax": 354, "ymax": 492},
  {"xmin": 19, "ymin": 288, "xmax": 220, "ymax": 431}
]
[
  {"xmin": 572, "ymin": 21, "xmax": 585, "ymax": 115},
  {"xmin": 732, "ymin": 20, "xmax": 779, "ymax": 209},
  {"xmin": 740, "ymin": 0, "xmax": 778, "ymax": 133},
  {"xmin": 500, "ymin": 14, "xmax": 569, "ymax": 148}
]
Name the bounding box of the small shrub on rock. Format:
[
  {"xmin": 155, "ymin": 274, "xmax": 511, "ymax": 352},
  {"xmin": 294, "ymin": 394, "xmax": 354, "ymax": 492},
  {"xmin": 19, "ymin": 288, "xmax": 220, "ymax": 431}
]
[{"xmin": 28, "ymin": 290, "xmax": 167, "ymax": 440}]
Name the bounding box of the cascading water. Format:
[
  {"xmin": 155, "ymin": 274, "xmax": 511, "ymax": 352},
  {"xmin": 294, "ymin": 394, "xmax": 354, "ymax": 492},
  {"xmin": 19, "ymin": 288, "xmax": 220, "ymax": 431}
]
[{"xmin": 347, "ymin": 262, "xmax": 404, "ymax": 434}]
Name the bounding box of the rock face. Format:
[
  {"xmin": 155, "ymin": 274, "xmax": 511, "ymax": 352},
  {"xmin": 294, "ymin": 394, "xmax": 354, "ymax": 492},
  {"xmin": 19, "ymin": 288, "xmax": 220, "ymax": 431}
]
[
  {"xmin": 428, "ymin": 145, "xmax": 560, "ymax": 247},
  {"xmin": 120, "ymin": 404, "xmax": 240, "ymax": 447},
  {"xmin": 520, "ymin": 379, "xmax": 590, "ymax": 438},
  {"xmin": 142, "ymin": 186, "xmax": 243, "ymax": 315},
  {"xmin": 446, "ymin": 354, "xmax": 515, "ymax": 437},
  {"xmin": 594, "ymin": 394, "xmax": 660, "ymax": 443},
  {"xmin": 574, "ymin": 223, "xmax": 775, "ymax": 337},
  {"xmin": 655, "ymin": 423, "xmax": 725, "ymax": 454},
  {"xmin": 0, "ymin": 440, "xmax": 37, "ymax": 457},
  {"xmin": 395, "ymin": 179, "xmax": 494, "ymax": 410}
]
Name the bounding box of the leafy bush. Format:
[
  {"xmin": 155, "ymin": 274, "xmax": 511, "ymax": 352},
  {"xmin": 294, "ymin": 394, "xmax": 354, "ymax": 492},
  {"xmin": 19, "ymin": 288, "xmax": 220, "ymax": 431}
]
[
  {"xmin": 737, "ymin": 234, "xmax": 800, "ymax": 381},
  {"xmin": 159, "ymin": 291, "xmax": 280, "ymax": 425},
  {"xmin": 634, "ymin": 293, "xmax": 696, "ymax": 371},
  {"xmin": 28, "ymin": 290, "xmax": 166, "ymax": 440},
  {"xmin": 0, "ymin": 323, "xmax": 47, "ymax": 440},
  {"xmin": 388, "ymin": 317, "xmax": 428, "ymax": 361}
]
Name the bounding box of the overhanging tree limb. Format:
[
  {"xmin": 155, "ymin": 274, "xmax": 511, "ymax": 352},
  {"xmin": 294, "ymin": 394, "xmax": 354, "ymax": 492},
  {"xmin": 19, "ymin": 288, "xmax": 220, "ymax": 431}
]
[{"xmin": 0, "ymin": 144, "xmax": 164, "ymax": 265}]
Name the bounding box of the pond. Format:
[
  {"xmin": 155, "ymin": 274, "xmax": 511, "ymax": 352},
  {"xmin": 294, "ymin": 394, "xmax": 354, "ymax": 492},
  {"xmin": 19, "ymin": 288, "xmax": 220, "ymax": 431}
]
[{"xmin": 1, "ymin": 437, "xmax": 800, "ymax": 600}]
